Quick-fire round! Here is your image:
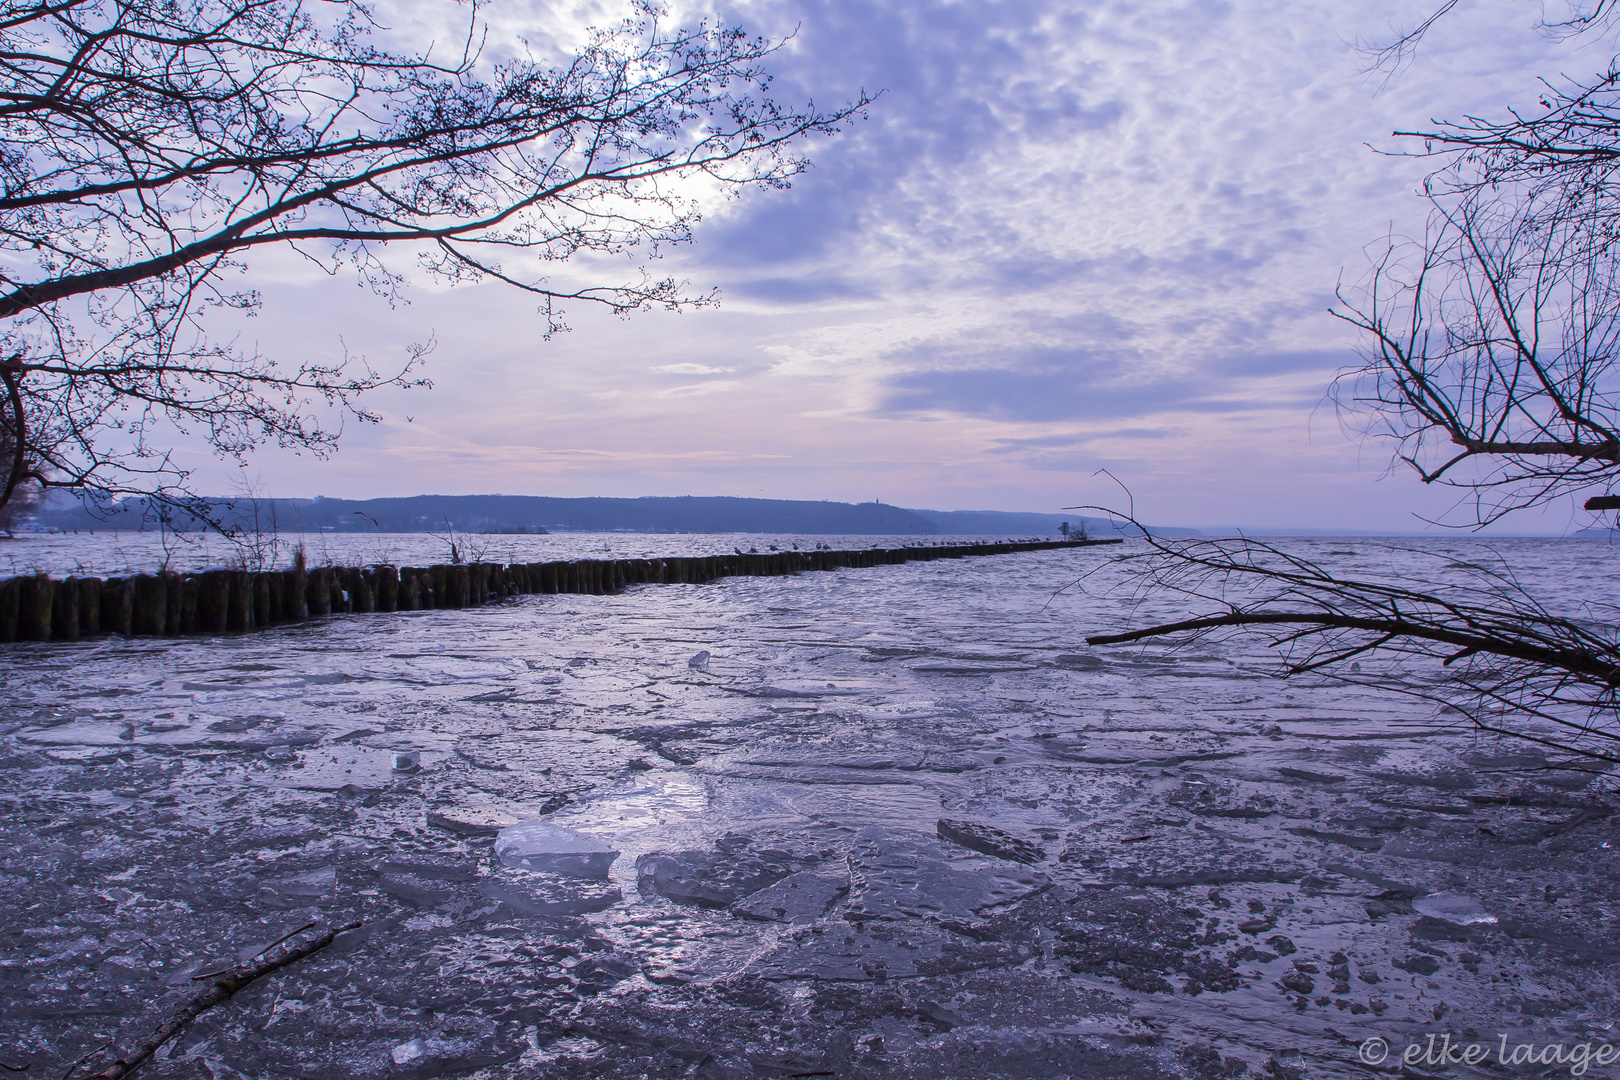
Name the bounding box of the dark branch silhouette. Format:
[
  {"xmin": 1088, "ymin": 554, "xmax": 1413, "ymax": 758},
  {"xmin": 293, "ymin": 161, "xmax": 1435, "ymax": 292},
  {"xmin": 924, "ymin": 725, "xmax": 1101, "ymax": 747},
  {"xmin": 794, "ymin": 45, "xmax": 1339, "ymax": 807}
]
[
  {"xmin": 1326, "ymin": 7, "xmax": 1620, "ymax": 526},
  {"xmin": 1082, "ymin": 518, "xmax": 1620, "ymax": 764},
  {"xmin": 0, "ymin": 0, "xmax": 869, "ymax": 527}
]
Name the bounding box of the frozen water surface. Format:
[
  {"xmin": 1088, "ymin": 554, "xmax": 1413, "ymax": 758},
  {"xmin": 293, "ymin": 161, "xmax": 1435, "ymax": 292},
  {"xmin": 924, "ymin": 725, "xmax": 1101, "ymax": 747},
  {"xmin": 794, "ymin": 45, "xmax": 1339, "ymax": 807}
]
[{"xmin": 0, "ymin": 536, "xmax": 1616, "ymax": 1079}]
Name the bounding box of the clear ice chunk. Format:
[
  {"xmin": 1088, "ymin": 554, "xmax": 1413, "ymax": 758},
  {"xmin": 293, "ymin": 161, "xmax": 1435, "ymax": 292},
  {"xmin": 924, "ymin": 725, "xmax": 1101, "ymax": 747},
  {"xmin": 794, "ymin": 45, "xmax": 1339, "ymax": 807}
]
[
  {"xmin": 1413, "ymin": 893, "xmax": 1497, "ymax": 925},
  {"xmin": 495, "ymin": 820, "xmax": 619, "ymax": 878}
]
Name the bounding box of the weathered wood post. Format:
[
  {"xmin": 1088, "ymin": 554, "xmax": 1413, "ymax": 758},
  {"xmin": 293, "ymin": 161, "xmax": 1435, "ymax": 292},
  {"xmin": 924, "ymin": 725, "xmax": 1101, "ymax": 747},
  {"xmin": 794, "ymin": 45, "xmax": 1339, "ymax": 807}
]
[
  {"xmin": 161, "ymin": 575, "xmax": 181, "ymax": 634},
  {"xmin": 101, "ymin": 577, "xmax": 133, "ymax": 636},
  {"xmin": 177, "ymin": 574, "xmax": 201, "ymax": 634},
  {"xmin": 252, "ymin": 573, "xmax": 271, "ymax": 628},
  {"xmin": 348, "ymin": 567, "xmax": 374, "ymax": 613},
  {"xmin": 196, "ymin": 570, "xmax": 230, "ymax": 634},
  {"xmin": 130, "ymin": 575, "xmax": 163, "ymax": 635},
  {"xmin": 294, "ymin": 567, "xmax": 311, "ymax": 619},
  {"xmin": 51, "ymin": 579, "xmax": 79, "ymax": 641},
  {"xmin": 20, "ymin": 576, "xmax": 52, "ymax": 641},
  {"xmin": 374, "ymin": 565, "xmax": 399, "ymax": 613},
  {"xmin": 225, "ymin": 571, "xmax": 253, "ymax": 632},
  {"xmin": 327, "ymin": 568, "xmax": 349, "ymax": 614},
  {"xmin": 283, "ymin": 565, "xmax": 305, "ymax": 620},
  {"xmin": 77, "ymin": 577, "xmax": 101, "ymax": 637},
  {"xmin": 307, "ymin": 567, "xmax": 332, "ymax": 617},
  {"xmin": 0, "ymin": 578, "xmax": 21, "ymax": 642}
]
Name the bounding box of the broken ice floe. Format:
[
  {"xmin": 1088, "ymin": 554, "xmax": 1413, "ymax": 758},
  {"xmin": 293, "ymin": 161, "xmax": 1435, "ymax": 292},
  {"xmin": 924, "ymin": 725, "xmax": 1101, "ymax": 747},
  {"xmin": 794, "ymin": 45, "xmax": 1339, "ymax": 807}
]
[
  {"xmin": 635, "ymin": 834, "xmax": 815, "ymax": 908},
  {"xmin": 1413, "ymin": 893, "xmax": 1498, "ymax": 926},
  {"xmin": 843, "ymin": 826, "xmax": 1049, "ymax": 921},
  {"xmin": 477, "ymin": 869, "xmax": 623, "ymax": 917},
  {"xmin": 427, "ymin": 806, "xmax": 526, "ymax": 837},
  {"xmin": 936, "ymin": 818, "xmax": 1045, "ymax": 864},
  {"xmin": 731, "ymin": 870, "xmax": 849, "ymax": 922},
  {"xmin": 495, "ymin": 820, "xmax": 619, "ymax": 879}
]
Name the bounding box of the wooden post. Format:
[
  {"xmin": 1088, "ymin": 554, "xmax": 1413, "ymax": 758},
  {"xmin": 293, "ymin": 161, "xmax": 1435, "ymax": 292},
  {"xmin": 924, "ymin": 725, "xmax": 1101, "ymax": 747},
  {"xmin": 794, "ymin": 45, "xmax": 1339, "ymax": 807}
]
[
  {"xmin": 131, "ymin": 575, "xmax": 163, "ymax": 635},
  {"xmin": 350, "ymin": 567, "xmax": 374, "ymax": 613},
  {"xmin": 101, "ymin": 578, "xmax": 133, "ymax": 637},
  {"xmin": 374, "ymin": 565, "xmax": 399, "ymax": 612},
  {"xmin": 51, "ymin": 578, "xmax": 78, "ymax": 641},
  {"xmin": 177, "ymin": 575, "xmax": 200, "ymax": 635},
  {"xmin": 307, "ymin": 568, "xmax": 331, "ymax": 617},
  {"xmin": 225, "ymin": 571, "xmax": 252, "ymax": 632},
  {"xmin": 281, "ymin": 567, "xmax": 302, "ymax": 620},
  {"xmin": 160, "ymin": 575, "xmax": 181, "ymax": 635},
  {"xmin": 251, "ymin": 574, "xmax": 270, "ymax": 628},
  {"xmin": 0, "ymin": 577, "xmax": 20, "ymax": 642},
  {"xmin": 196, "ymin": 570, "xmax": 229, "ymax": 634},
  {"xmin": 18, "ymin": 575, "xmax": 50, "ymax": 641},
  {"xmin": 78, "ymin": 577, "xmax": 101, "ymax": 637}
]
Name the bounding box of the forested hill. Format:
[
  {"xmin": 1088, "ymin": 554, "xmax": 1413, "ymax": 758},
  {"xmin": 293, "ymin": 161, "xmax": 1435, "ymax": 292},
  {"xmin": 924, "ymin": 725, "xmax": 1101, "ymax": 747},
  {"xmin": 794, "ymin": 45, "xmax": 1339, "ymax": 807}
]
[{"xmin": 33, "ymin": 493, "xmax": 1186, "ymax": 536}]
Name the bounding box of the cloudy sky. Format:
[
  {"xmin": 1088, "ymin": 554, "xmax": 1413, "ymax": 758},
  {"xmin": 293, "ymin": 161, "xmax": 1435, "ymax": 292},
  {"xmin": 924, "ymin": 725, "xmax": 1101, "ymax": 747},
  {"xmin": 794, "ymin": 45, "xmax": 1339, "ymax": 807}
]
[{"xmin": 210, "ymin": 0, "xmax": 1606, "ymax": 531}]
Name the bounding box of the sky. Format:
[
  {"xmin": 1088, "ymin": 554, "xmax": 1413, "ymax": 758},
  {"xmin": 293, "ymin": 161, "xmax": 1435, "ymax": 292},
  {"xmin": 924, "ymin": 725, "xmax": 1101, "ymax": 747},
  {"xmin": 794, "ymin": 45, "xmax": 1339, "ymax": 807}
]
[{"xmin": 188, "ymin": 0, "xmax": 1615, "ymax": 532}]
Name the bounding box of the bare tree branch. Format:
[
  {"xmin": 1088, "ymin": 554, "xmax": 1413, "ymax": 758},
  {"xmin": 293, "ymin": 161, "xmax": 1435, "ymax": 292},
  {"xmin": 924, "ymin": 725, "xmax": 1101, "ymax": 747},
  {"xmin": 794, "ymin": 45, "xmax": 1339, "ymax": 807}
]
[
  {"xmin": 0, "ymin": 0, "xmax": 869, "ymax": 527},
  {"xmin": 1079, "ymin": 511, "xmax": 1620, "ymax": 764}
]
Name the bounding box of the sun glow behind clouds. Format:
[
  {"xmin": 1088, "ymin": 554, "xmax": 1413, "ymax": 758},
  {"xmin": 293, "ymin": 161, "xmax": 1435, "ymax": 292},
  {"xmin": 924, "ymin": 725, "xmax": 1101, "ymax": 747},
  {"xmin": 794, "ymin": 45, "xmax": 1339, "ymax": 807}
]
[{"xmin": 209, "ymin": 0, "xmax": 1587, "ymax": 531}]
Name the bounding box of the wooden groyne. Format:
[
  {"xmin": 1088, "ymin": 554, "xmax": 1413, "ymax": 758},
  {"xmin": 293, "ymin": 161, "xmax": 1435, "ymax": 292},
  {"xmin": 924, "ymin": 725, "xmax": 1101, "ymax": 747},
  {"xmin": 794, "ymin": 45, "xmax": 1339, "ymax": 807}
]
[{"xmin": 0, "ymin": 537, "xmax": 1121, "ymax": 643}]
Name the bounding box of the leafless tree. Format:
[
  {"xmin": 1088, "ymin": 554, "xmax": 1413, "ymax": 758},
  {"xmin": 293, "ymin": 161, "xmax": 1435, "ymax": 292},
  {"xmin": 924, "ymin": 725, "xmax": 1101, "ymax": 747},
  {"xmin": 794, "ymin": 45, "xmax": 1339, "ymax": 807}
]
[
  {"xmin": 1084, "ymin": 523, "xmax": 1620, "ymax": 765},
  {"xmin": 1333, "ymin": 1, "xmax": 1620, "ymax": 525},
  {"xmin": 1330, "ymin": 187, "xmax": 1620, "ymax": 526},
  {"xmin": 0, "ymin": 0, "xmax": 866, "ymax": 526},
  {"xmin": 1087, "ymin": 4, "xmax": 1620, "ymax": 764}
]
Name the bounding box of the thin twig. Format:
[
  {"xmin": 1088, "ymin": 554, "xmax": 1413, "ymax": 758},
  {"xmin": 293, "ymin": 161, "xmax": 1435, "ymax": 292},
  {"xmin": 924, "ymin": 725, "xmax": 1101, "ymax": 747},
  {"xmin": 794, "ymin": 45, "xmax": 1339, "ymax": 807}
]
[
  {"xmin": 190, "ymin": 919, "xmax": 315, "ymax": 980},
  {"xmin": 81, "ymin": 919, "xmax": 360, "ymax": 1080}
]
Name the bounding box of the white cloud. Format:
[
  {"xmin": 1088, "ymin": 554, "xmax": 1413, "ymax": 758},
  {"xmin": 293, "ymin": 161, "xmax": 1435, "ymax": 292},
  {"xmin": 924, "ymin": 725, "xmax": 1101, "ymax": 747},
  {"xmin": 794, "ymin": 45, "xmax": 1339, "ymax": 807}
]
[
  {"xmin": 205, "ymin": 0, "xmax": 1591, "ymax": 531},
  {"xmin": 649, "ymin": 363, "xmax": 736, "ymax": 375},
  {"xmin": 659, "ymin": 380, "xmax": 741, "ymax": 398}
]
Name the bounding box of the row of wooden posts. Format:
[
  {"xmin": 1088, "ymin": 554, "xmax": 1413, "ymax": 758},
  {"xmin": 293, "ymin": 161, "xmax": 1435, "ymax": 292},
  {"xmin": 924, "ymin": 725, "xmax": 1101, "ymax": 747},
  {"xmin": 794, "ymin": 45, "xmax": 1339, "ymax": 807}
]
[{"xmin": 0, "ymin": 538, "xmax": 1119, "ymax": 643}]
